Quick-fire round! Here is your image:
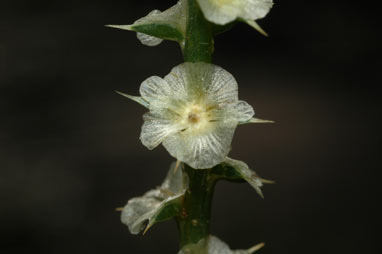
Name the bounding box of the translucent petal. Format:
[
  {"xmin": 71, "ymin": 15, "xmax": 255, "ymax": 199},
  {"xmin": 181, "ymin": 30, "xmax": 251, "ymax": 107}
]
[
  {"xmin": 230, "ymin": 100, "xmax": 255, "ymax": 123},
  {"xmin": 207, "ymin": 64, "xmax": 238, "ymax": 105},
  {"xmin": 164, "ymin": 64, "xmax": 191, "ymax": 100},
  {"xmin": 121, "ymin": 163, "xmax": 188, "ymax": 234},
  {"xmin": 137, "ymin": 32, "xmax": 163, "ymax": 46},
  {"xmin": 140, "ymin": 75, "xmax": 188, "ymax": 110},
  {"xmin": 140, "ymin": 111, "xmax": 182, "ymax": 150},
  {"xmin": 169, "ymin": 63, "xmax": 239, "ymax": 105},
  {"xmin": 208, "ymin": 100, "xmax": 253, "ymax": 124},
  {"xmin": 178, "ymin": 235, "xmax": 258, "ymax": 254},
  {"xmin": 197, "ymin": 0, "xmax": 273, "ymax": 25},
  {"xmin": 121, "ymin": 192, "xmax": 161, "ymax": 234},
  {"xmin": 208, "ymin": 236, "xmax": 249, "ymax": 254},
  {"xmin": 239, "ymin": 0, "xmax": 273, "ymax": 21},
  {"xmin": 163, "ymin": 121, "xmax": 236, "ymax": 169},
  {"xmin": 197, "ymin": 0, "xmax": 240, "ymax": 25},
  {"xmin": 161, "ymin": 162, "xmax": 188, "ymax": 195}
]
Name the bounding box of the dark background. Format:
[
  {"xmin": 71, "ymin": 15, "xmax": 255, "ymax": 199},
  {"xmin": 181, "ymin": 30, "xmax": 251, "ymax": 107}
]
[{"xmin": 0, "ymin": 0, "xmax": 380, "ymax": 253}]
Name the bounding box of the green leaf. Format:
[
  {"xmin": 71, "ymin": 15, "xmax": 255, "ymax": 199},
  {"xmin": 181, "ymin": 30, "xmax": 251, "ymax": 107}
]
[
  {"xmin": 106, "ymin": 1, "xmax": 187, "ymax": 46},
  {"xmin": 216, "ymin": 158, "xmax": 275, "ymax": 198},
  {"xmin": 131, "ymin": 23, "xmax": 184, "ymax": 42},
  {"xmin": 210, "ymin": 163, "xmax": 244, "ymax": 182},
  {"xmin": 144, "ymin": 195, "xmax": 182, "ymax": 233}
]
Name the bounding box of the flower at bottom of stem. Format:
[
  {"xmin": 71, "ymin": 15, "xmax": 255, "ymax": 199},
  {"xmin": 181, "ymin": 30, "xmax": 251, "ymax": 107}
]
[{"xmin": 122, "ymin": 62, "xmax": 255, "ymax": 169}]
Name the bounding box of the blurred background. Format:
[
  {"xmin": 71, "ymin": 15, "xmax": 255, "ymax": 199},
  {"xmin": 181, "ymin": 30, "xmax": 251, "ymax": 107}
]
[{"xmin": 0, "ymin": 0, "xmax": 380, "ymax": 253}]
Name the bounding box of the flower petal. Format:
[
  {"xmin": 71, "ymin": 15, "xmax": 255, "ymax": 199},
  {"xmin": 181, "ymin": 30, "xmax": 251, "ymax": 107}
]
[
  {"xmin": 178, "ymin": 235, "xmax": 259, "ymax": 254},
  {"xmin": 209, "ymin": 100, "xmax": 254, "ymax": 124},
  {"xmin": 140, "ymin": 111, "xmax": 182, "ymax": 150},
  {"xmin": 139, "ymin": 76, "xmax": 173, "ymax": 106},
  {"xmin": 231, "ymin": 100, "xmax": 255, "ymax": 123},
  {"xmin": 197, "ymin": 0, "xmax": 241, "ymax": 25},
  {"xmin": 120, "ymin": 191, "xmax": 161, "ymax": 234},
  {"xmin": 197, "ymin": 0, "xmax": 273, "ymax": 25},
  {"xmin": 163, "ymin": 121, "xmax": 236, "ymax": 169},
  {"xmin": 239, "ymin": 0, "xmax": 273, "ymax": 21},
  {"xmin": 161, "ymin": 162, "xmax": 189, "ymax": 195},
  {"xmin": 163, "ymin": 64, "xmax": 190, "ymax": 100},
  {"xmin": 140, "ymin": 75, "xmax": 189, "ymax": 111},
  {"xmin": 207, "ymin": 64, "xmax": 238, "ymax": 105},
  {"xmin": 136, "ymin": 32, "xmax": 163, "ymax": 46},
  {"xmin": 164, "ymin": 62, "xmax": 238, "ymax": 106},
  {"xmin": 121, "ymin": 162, "xmax": 188, "ymax": 234}
]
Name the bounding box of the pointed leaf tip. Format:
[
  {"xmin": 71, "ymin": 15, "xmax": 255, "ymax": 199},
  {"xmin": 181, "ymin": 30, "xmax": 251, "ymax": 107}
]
[
  {"xmin": 246, "ymin": 20, "xmax": 269, "ymax": 37},
  {"xmin": 223, "ymin": 158, "xmax": 268, "ymax": 198},
  {"xmin": 115, "ymin": 90, "xmax": 149, "ymax": 108},
  {"xmin": 250, "ymin": 117, "xmax": 275, "ymax": 124},
  {"xmin": 260, "ymin": 178, "xmax": 275, "ymax": 184},
  {"xmin": 248, "ymin": 242, "xmax": 265, "ymax": 253},
  {"xmin": 105, "ymin": 24, "xmax": 133, "ymax": 31},
  {"xmin": 142, "ymin": 223, "xmax": 152, "ymax": 235},
  {"xmin": 239, "ymin": 117, "xmax": 274, "ymax": 125}
]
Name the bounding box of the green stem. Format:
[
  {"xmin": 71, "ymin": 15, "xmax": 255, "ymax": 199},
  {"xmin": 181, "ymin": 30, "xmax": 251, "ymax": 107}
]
[
  {"xmin": 176, "ymin": 0, "xmax": 215, "ymax": 251},
  {"xmin": 183, "ymin": 0, "xmax": 214, "ymax": 63},
  {"xmin": 176, "ymin": 165, "xmax": 217, "ymax": 250}
]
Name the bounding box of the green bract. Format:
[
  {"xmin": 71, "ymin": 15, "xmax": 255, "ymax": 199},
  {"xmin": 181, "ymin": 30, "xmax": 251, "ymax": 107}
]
[
  {"xmin": 106, "ymin": 0, "xmax": 187, "ymax": 46},
  {"xmin": 220, "ymin": 157, "xmax": 274, "ymax": 198},
  {"xmin": 120, "ymin": 159, "xmax": 272, "ymax": 234}
]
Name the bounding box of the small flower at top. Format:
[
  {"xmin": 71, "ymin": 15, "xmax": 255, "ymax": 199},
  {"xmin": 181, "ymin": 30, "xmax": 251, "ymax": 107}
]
[
  {"xmin": 197, "ymin": 0, "xmax": 273, "ymax": 36},
  {"xmin": 117, "ymin": 62, "xmax": 271, "ymax": 169}
]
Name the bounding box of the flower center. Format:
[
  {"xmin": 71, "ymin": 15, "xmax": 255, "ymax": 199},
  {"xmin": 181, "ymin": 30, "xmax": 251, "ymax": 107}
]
[
  {"xmin": 181, "ymin": 104, "xmax": 211, "ymax": 129},
  {"xmin": 188, "ymin": 112, "xmax": 200, "ymax": 123},
  {"xmin": 177, "ymin": 102, "xmax": 217, "ymax": 134}
]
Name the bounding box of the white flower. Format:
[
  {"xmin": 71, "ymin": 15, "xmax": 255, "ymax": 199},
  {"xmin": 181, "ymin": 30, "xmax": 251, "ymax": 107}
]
[
  {"xmin": 197, "ymin": 0, "xmax": 273, "ymax": 35},
  {"xmin": 119, "ymin": 62, "xmax": 258, "ymax": 169}
]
